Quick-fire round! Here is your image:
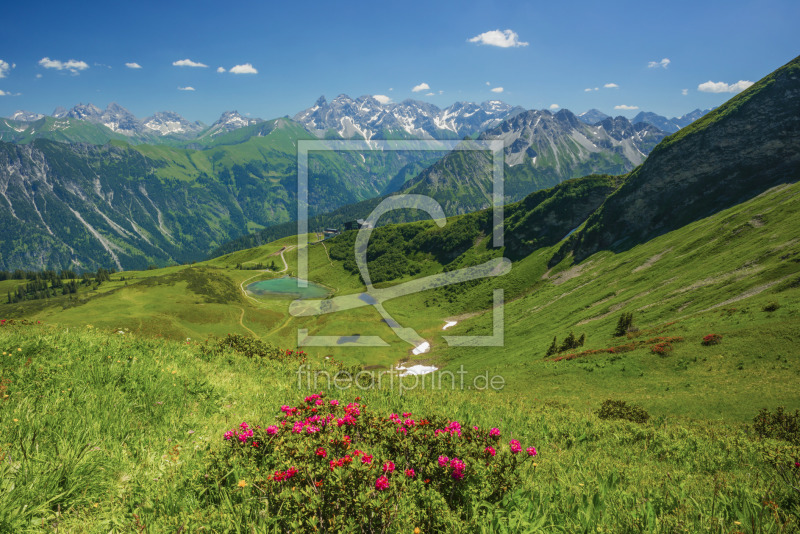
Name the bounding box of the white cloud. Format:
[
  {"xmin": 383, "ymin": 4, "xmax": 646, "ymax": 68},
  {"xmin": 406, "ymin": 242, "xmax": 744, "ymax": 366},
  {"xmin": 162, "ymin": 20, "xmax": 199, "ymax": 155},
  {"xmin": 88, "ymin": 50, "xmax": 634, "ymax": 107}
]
[
  {"xmin": 36, "ymin": 74, "xmax": 42, "ymax": 79},
  {"xmin": 584, "ymin": 87, "xmax": 600, "ymax": 92},
  {"xmin": 491, "ymin": 86, "xmax": 504, "ymax": 93},
  {"xmin": 648, "ymin": 58, "xmax": 671, "ymax": 69},
  {"xmin": 681, "ymin": 88, "xmax": 689, "ymax": 96},
  {"xmin": 178, "ymin": 86, "xmax": 196, "ymax": 91},
  {"xmin": 468, "ymin": 29, "xmax": 529, "ymax": 48},
  {"xmin": 549, "ymin": 104, "xmax": 560, "ymax": 110},
  {"xmin": 486, "ymin": 81, "xmax": 491, "ymax": 86},
  {"xmin": 614, "ymin": 104, "xmax": 639, "ymax": 110},
  {"xmin": 125, "ymin": 62, "xmax": 142, "ymax": 69},
  {"xmin": 373, "ymin": 94, "xmax": 392, "ymax": 104},
  {"xmin": 172, "ymin": 58, "xmax": 208, "ymax": 68},
  {"xmin": 229, "ymin": 63, "xmax": 258, "ymax": 74},
  {"xmin": 412, "ymin": 82, "xmax": 430, "ymax": 93},
  {"xmin": 439, "ymin": 90, "xmax": 444, "ymax": 94},
  {"xmin": 389, "ymin": 87, "xmax": 394, "ymax": 91},
  {"xmin": 217, "ymin": 66, "xmax": 226, "ymax": 73},
  {"xmin": 39, "ymin": 57, "xmax": 89, "ymax": 74},
  {"xmin": 0, "ymin": 90, "xmax": 21, "ymax": 96},
  {"xmin": 604, "ymin": 83, "xmax": 619, "ymax": 88},
  {"xmin": 425, "ymin": 92, "xmax": 435, "ymax": 96},
  {"xmin": 697, "ymin": 80, "xmax": 754, "ymax": 93},
  {"xmin": 0, "ymin": 60, "xmax": 12, "ymax": 78}
]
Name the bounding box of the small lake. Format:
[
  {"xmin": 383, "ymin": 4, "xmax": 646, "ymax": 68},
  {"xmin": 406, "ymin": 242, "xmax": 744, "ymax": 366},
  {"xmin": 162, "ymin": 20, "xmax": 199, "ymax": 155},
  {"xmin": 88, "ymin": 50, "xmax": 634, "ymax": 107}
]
[{"xmin": 246, "ymin": 276, "xmax": 331, "ymax": 299}]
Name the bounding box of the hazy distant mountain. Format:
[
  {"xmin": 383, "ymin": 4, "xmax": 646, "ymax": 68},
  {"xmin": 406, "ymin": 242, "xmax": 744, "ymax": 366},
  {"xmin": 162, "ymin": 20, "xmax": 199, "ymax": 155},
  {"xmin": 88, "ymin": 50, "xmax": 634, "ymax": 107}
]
[
  {"xmin": 294, "ymin": 94, "xmax": 525, "ymax": 140},
  {"xmin": 576, "ymin": 109, "xmax": 610, "ymax": 124},
  {"xmin": 631, "ymin": 109, "xmax": 712, "ymax": 133},
  {"xmin": 196, "ymin": 111, "xmax": 264, "ymax": 140},
  {"xmin": 577, "ymin": 108, "xmax": 712, "ymax": 133},
  {"xmin": 9, "ymin": 110, "xmax": 45, "ymax": 122}
]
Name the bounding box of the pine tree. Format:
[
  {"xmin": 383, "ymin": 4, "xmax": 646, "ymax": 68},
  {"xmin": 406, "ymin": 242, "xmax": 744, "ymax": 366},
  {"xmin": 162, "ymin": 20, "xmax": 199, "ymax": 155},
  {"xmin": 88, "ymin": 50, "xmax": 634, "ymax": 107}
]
[
  {"xmin": 578, "ymin": 333, "xmax": 586, "ymax": 347},
  {"xmin": 545, "ymin": 336, "xmax": 558, "ymax": 357},
  {"xmin": 560, "ymin": 332, "xmax": 578, "ymax": 352},
  {"xmin": 614, "ymin": 313, "xmax": 634, "ymax": 337}
]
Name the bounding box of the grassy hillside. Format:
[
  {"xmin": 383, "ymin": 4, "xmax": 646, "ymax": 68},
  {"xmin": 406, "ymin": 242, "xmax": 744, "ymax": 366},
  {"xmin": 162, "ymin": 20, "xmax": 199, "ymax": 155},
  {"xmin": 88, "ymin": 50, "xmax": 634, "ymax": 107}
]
[
  {"xmin": 0, "ymin": 322, "xmax": 798, "ymax": 532},
  {"xmin": 3, "ymin": 176, "xmax": 800, "ymax": 422}
]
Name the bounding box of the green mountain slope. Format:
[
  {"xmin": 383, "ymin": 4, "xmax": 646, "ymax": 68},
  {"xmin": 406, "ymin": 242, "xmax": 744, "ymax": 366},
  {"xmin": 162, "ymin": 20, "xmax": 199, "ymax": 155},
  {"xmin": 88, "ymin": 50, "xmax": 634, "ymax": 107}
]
[
  {"xmin": 0, "ymin": 118, "xmax": 443, "ymax": 271},
  {"xmin": 553, "ymin": 55, "xmax": 800, "ymax": 265}
]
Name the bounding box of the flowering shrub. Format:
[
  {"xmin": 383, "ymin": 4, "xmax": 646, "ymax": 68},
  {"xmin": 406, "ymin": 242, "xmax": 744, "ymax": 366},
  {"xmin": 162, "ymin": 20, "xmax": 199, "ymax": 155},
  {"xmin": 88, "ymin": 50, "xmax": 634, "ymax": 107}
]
[
  {"xmin": 702, "ymin": 334, "xmax": 723, "ymax": 346},
  {"xmin": 650, "ymin": 342, "xmax": 673, "ymax": 356},
  {"xmin": 551, "ymin": 336, "xmax": 684, "ymax": 362},
  {"xmin": 205, "ymin": 393, "xmax": 538, "ymax": 531}
]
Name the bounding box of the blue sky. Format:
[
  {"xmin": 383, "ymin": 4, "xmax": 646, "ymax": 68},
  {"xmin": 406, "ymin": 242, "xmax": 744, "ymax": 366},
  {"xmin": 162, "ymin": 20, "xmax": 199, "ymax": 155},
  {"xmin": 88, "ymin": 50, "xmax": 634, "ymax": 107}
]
[{"xmin": 1, "ymin": 0, "xmax": 798, "ymax": 124}]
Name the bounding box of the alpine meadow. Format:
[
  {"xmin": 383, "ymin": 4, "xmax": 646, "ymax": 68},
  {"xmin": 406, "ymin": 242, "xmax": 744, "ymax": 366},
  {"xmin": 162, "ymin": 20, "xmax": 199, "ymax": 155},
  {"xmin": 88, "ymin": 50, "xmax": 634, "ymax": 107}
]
[{"xmin": 1, "ymin": 2, "xmax": 800, "ymax": 532}]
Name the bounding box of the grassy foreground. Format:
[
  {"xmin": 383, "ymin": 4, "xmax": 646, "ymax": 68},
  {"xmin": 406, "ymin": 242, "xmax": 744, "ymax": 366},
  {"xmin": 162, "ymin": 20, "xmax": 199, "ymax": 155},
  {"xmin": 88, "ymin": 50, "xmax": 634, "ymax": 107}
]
[{"xmin": 1, "ymin": 321, "xmax": 799, "ymax": 532}]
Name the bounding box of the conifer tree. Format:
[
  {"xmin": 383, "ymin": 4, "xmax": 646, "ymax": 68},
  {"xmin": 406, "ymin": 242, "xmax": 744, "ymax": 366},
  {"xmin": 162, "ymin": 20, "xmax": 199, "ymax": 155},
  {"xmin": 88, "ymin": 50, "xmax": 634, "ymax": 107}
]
[{"xmin": 545, "ymin": 336, "xmax": 558, "ymax": 357}]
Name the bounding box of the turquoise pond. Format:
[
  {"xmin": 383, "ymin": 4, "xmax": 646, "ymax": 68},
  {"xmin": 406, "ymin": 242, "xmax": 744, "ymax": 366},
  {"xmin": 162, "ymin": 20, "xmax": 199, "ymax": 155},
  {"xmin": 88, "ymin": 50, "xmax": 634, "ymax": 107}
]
[{"xmin": 246, "ymin": 276, "xmax": 331, "ymax": 299}]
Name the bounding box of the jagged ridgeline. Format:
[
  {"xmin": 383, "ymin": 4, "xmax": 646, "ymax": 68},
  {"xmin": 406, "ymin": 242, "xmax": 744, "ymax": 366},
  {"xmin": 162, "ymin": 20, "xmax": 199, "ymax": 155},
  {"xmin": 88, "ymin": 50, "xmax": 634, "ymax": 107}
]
[{"xmin": 213, "ymin": 110, "xmax": 669, "ymax": 257}]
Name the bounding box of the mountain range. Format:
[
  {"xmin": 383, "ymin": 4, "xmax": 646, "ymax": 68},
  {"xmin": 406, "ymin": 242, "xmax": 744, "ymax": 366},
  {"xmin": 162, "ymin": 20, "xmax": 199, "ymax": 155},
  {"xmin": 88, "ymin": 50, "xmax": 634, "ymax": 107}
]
[{"xmin": 0, "ymin": 89, "xmax": 728, "ymax": 271}]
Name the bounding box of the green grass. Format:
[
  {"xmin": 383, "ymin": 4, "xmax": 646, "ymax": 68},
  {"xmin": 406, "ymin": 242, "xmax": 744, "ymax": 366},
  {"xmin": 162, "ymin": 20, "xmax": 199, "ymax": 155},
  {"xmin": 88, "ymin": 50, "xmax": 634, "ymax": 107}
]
[{"xmin": 3, "ymin": 180, "xmax": 800, "ymax": 423}]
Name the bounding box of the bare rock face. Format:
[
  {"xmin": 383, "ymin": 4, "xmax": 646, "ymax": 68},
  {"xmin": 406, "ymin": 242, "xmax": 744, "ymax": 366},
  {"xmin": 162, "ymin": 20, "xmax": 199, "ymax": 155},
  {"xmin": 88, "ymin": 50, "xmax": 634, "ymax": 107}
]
[{"xmin": 555, "ymin": 55, "xmax": 800, "ymax": 265}]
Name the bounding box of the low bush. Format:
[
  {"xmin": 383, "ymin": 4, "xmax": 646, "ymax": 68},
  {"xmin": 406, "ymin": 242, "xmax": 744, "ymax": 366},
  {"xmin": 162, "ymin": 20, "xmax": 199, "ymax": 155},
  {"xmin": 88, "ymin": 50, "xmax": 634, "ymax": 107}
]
[
  {"xmin": 596, "ymin": 399, "xmax": 650, "ymax": 424},
  {"xmin": 651, "ymin": 342, "xmax": 673, "ymax": 356},
  {"xmin": 204, "ymin": 393, "xmax": 538, "ymax": 532},
  {"xmin": 701, "ymin": 333, "xmax": 723, "ymax": 346},
  {"xmin": 754, "ymin": 407, "xmax": 800, "ymax": 445}
]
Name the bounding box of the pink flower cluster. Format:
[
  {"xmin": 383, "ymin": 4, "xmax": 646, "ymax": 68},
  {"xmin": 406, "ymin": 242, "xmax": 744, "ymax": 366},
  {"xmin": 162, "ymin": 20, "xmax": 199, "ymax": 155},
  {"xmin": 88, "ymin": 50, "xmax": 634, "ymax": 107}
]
[
  {"xmin": 375, "ymin": 475, "xmax": 390, "ymax": 491},
  {"xmin": 224, "ymin": 421, "xmax": 255, "ymax": 443},
  {"xmin": 509, "ymin": 440, "xmax": 522, "ymax": 454},
  {"xmin": 489, "ymin": 428, "xmax": 501, "ymax": 437},
  {"xmin": 272, "ymin": 466, "xmax": 298, "ymax": 481},
  {"xmin": 438, "ymin": 455, "xmax": 466, "ymax": 479}
]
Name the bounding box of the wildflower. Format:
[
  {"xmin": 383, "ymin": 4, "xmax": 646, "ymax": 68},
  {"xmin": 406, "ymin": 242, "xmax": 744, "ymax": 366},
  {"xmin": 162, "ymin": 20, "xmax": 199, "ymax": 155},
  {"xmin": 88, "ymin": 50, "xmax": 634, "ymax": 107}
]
[
  {"xmin": 375, "ymin": 476, "xmax": 390, "ymax": 491},
  {"xmin": 316, "ymin": 447, "xmax": 327, "ymax": 458},
  {"xmin": 362, "ymin": 454, "xmax": 373, "ymax": 465},
  {"xmin": 402, "ymin": 412, "xmax": 412, "ymax": 417},
  {"xmin": 526, "ymin": 446, "xmax": 537, "ymax": 456},
  {"xmin": 484, "ymin": 446, "xmax": 496, "ymax": 457},
  {"xmin": 404, "ymin": 418, "xmax": 415, "ymax": 427},
  {"xmin": 405, "ymin": 468, "xmax": 416, "ymax": 478},
  {"xmin": 285, "ymin": 467, "xmax": 298, "ymax": 479},
  {"xmin": 239, "ymin": 422, "xmax": 249, "ymax": 430},
  {"xmin": 223, "ymin": 430, "xmax": 234, "ymax": 441},
  {"xmin": 330, "ymin": 399, "xmax": 339, "ymax": 406},
  {"xmin": 238, "ymin": 480, "xmax": 247, "ymax": 488},
  {"xmin": 509, "ymin": 439, "xmax": 522, "ymax": 454},
  {"xmin": 266, "ymin": 425, "xmax": 279, "ymax": 435},
  {"xmin": 795, "ymin": 462, "xmax": 800, "ymax": 468},
  {"xmin": 315, "ymin": 399, "xmax": 324, "ymax": 406},
  {"xmin": 489, "ymin": 427, "xmax": 500, "ymax": 437},
  {"xmin": 438, "ymin": 455, "xmax": 449, "ymax": 467},
  {"xmin": 252, "ymin": 441, "xmax": 259, "ymax": 447},
  {"xmin": 383, "ymin": 461, "xmax": 395, "ymax": 473},
  {"xmin": 315, "ymin": 480, "xmax": 323, "ymax": 487}
]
